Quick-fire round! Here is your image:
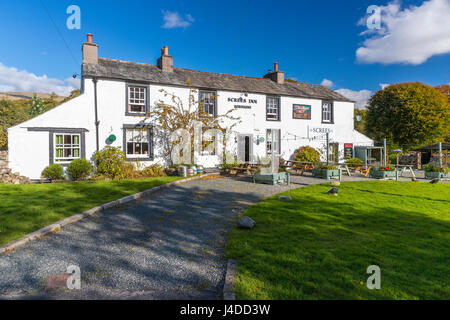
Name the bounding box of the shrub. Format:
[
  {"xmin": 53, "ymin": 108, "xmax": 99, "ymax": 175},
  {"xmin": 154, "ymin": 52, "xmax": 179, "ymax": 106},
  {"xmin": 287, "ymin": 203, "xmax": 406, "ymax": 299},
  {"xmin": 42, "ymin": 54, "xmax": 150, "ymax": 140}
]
[
  {"xmin": 122, "ymin": 162, "xmax": 139, "ymax": 179},
  {"xmin": 41, "ymin": 164, "xmax": 64, "ymax": 181},
  {"xmin": 67, "ymin": 159, "xmax": 93, "ymax": 180},
  {"xmin": 345, "ymin": 158, "xmax": 363, "ymax": 166},
  {"xmin": 140, "ymin": 164, "xmax": 167, "ymax": 177},
  {"xmin": 94, "ymin": 146, "xmax": 126, "ymax": 179},
  {"xmin": 294, "ymin": 146, "xmax": 320, "ymax": 163},
  {"xmin": 315, "ymin": 163, "xmax": 338, "ymax": 170},
  {"xmin": 424, "ymin": 164, "xmax": 449, "ymax": 173}
]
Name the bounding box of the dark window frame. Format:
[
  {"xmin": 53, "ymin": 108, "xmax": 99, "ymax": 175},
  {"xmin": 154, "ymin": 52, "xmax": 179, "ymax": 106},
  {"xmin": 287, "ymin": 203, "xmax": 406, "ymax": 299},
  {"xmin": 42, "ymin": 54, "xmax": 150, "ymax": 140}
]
[
  {"xmin": 30, "ymin": 128, "xmax": 88, "ymax": 166},
  {"xmin": 122, "ymin": 124, "xmax": 154, "ymax": 161},
  {"xmin": 125, "ymin": 84, "xmax": 149, "ymax": 117},
  {"xmin": 321, "ymin": 100, "xmax": 334, "ymax": 124},
  {"xmin": 198, "ymin": 90, "xmax": 217, "ymax": 117},
  {"xmin": 266, "ymin": 96, "xmax": 281, "ymax": 121}
]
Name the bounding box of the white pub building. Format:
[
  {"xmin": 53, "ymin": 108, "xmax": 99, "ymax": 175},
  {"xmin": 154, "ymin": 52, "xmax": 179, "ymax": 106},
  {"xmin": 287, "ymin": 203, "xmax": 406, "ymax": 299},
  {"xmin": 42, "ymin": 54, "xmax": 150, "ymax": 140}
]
[{"xmin": 8, "ymin": 34, "xmax": 373, "ymax": 179}]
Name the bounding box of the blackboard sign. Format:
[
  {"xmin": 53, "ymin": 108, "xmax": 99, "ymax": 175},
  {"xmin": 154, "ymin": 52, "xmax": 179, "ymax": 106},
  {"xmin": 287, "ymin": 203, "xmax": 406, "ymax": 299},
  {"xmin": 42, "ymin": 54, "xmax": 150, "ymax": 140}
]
[{"xmin": 344, "ymin": 143, "xmax": 353, "ymax": 159}]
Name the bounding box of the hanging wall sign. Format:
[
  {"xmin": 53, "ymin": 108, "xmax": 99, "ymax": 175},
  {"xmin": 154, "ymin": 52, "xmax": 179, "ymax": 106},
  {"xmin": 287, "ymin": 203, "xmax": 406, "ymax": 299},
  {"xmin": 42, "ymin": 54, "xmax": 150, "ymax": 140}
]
[
  {"xmin": 293, "ymin": 104, "xmax": 311, "ymax": 119},
  {"xmin": 344, "ymin": 143, "xmax": 353, "ymax": 159}
]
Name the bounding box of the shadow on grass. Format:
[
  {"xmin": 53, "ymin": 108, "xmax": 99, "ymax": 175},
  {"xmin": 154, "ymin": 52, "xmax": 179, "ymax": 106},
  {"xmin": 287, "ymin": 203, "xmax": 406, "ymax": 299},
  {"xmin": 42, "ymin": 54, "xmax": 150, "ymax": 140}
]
[{"xmin": 226, "ymin": 183, "xmax": 450, "ymax": 300}]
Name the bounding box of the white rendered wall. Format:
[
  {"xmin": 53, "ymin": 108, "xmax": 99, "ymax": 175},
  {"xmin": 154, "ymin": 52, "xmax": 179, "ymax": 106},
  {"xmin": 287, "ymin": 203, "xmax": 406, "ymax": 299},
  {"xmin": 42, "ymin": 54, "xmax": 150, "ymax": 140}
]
[{"xmin": 8, "ymin": 77, "xmax": 373, "ymax": 179}]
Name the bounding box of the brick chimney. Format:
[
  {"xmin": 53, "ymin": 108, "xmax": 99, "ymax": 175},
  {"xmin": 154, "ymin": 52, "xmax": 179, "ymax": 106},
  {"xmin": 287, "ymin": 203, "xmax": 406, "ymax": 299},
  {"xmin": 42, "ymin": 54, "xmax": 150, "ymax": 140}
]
[
  {"xmin": 157, "ymin": 46, "xmax": 173, "ymax": 72},
  {"xmin": 82, "ymin": 33, "xmax": 98, "ymax": 63},
  {"xmin": 264, "ymin": 62, "xmax": 284, "ymax": 84}
]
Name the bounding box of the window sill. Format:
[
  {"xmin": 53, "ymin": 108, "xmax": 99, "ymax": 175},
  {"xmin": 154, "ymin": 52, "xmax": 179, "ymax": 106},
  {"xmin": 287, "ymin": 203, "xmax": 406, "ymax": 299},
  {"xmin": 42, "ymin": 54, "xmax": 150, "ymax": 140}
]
[{"xmin": 125, "ymin": 113, "xmax": 147, "ymax": 117}]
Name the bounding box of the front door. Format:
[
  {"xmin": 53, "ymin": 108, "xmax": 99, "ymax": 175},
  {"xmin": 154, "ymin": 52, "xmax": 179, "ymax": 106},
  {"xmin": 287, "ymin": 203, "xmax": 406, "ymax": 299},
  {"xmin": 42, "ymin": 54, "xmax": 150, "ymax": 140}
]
[{"xmin": 238, "ymin": 134, "xmax": 253, "ymax": 163}]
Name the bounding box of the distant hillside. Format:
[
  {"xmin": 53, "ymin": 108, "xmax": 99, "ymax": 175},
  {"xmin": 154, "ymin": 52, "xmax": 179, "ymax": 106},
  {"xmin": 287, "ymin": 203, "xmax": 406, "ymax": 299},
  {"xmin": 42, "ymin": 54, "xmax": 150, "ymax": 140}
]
[{"xmin": 0, "ymin": 92, "xmax": 65, "ymax": 102}]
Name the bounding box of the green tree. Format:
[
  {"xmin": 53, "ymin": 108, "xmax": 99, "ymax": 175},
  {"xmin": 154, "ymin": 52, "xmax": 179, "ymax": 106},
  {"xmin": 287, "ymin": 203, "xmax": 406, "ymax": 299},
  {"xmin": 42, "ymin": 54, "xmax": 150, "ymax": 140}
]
[
  {"xmin": 366, "ymin": 82, "xmax": 449, "ymax": 150},
  {"xmin": 0, "ymin": 90, "xmax": 80, "ymax": 149},
  {"xmin": 29, "ymin": 95, "xmax": 46, "ymax": 116}
]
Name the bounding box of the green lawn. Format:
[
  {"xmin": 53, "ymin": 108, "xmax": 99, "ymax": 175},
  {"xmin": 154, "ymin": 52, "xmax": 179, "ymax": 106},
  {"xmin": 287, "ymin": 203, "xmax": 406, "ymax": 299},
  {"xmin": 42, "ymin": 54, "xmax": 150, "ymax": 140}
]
[
  {"xmin": 0, "ymin": 177, "xmax": 182, "ymax": 246},
  {"xmin": 226, "ymin": 181, "xmax": 450, "ymax": 300}
]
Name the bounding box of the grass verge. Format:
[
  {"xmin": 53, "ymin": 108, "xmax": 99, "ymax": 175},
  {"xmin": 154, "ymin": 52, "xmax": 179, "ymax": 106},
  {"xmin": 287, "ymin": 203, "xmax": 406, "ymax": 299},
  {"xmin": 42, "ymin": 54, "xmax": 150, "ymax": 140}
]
[
  {"xmin": 0, "ymin": 177, "xmax": 182, "ymax": 246},
  {"xmin": 226, "ymin": 181, "xmax": 450, "ymax": 299}
]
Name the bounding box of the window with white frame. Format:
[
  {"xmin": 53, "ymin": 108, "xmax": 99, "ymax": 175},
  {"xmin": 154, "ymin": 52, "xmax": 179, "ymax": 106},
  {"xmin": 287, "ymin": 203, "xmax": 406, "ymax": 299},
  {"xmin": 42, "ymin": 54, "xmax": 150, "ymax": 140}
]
[
  {"xmin": 266, "ymin": 129, "xmax": 281, "ymax": 155},
  {"xmin": 54, "ymin": 134, "xmax": 81, "ymax": 162},
  {"xmin": 199, "ymin": 91, "xmax": 216, "ymax": 116},
  {"xmin": 125, "ymin": 128, "xmax": 149, "ymax": 156},
  {"xmin": 128, "ymin": 86, "xmax": 147, "ymax": 113},
  {"xmin": 266, "ymin": 97, "xmax": 280, "ymax": 120},
  {"xmin": 322, "ymin": 101, "xmax": 333, "ymax": 123}
]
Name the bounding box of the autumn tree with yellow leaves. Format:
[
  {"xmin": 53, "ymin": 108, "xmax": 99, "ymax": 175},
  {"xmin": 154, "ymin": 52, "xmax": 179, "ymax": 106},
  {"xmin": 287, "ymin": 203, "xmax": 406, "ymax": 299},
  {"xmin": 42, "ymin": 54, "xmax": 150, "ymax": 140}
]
[
  {"xmin": 145, "ymin": 82, "xmax": 241, "ymax": 165},
  {"xmin": 366, "ymin": 82, "xmax": 449, "ymax": 150}
]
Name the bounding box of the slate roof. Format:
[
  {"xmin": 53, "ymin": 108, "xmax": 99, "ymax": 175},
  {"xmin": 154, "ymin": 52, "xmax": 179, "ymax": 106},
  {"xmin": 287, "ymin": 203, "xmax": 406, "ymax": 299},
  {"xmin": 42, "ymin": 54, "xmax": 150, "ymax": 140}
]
[{"xmin": 83, "ymin": 58, "xmax": 354, "ymax": 103}]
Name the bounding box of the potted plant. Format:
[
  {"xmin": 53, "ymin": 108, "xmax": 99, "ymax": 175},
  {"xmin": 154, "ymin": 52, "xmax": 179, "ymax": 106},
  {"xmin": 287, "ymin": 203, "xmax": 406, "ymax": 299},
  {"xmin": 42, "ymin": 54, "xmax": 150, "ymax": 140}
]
[
  {"xmin": 345, "ymin": 157, "xmax": 363, "ymax": 167},
  {"xmin": 312, "ymin": 163, "xmax": 340, "ymax": 179},
  {"xmin": 424, "ymin": 164, "xmax": 450, "ymax": 179},
  {"xmin": 369, "ymin": 165, "xmax": 397, "ymax": 178}
]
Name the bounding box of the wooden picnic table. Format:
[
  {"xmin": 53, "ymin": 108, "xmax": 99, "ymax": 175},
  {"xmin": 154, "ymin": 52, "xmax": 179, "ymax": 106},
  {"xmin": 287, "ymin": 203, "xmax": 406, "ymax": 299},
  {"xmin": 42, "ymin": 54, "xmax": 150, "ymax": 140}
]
[
  {"xmin": 230, "ymin": 163, "xmax": 258, "ymax": 176},
  {"xmin": 395, "ymin": 164, "xmax": 416, "ymax": 178},
  {"xmin": 282, "ymin": 160, "xmax": 315, "ymax": 175}
]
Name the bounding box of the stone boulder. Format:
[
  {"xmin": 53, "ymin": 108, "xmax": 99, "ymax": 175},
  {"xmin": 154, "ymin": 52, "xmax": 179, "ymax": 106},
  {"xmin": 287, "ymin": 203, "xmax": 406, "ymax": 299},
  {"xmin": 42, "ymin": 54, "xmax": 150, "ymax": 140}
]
[
  {"xmin": 238, "ymin": 216, "xmax": 255, "ymax": 229},
  {"xmin": 278, "ymin": 196, "xmax": 292, "ymax": 201},
  {"xmin": 328, "ymin": 187, "xmax": 338, "ymax": 196},
  {"xmin": 44, "ymin": 274, "xmax": 70, "ymax": 292}
]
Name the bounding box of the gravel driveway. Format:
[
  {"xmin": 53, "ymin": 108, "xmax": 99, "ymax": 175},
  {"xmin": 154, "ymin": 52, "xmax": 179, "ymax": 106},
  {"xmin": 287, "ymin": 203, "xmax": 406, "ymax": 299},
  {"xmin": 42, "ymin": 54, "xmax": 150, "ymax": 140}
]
[{"xmin": 0, "ymin": 176, "xmax": 298, "ymax": 300}]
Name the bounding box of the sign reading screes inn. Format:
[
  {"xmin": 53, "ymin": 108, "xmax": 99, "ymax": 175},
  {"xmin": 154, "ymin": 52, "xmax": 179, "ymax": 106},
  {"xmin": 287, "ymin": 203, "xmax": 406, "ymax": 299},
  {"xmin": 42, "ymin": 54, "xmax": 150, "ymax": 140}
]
[{"xmin": 228, "ymin": 97, "xmax": 258, "ymax": 109}]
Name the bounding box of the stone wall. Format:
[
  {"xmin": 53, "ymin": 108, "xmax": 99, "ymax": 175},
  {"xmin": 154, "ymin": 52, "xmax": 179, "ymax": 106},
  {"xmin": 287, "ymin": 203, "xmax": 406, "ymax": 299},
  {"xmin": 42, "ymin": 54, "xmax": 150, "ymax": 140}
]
[
  {"xmin": 0, "ymin": 151, "xmax": 31, "ymax": 184},
  {"xmin": 398, "ymin": 152, "xmax": 422, "ymax": 169},
  {"xmin": 429, "ymin": 152, "xmax": 449, "ymax": 167}
]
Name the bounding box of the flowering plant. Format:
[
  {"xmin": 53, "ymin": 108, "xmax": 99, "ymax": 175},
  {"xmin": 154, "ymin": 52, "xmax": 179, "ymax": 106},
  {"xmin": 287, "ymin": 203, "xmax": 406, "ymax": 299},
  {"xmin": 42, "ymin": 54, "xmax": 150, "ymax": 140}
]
[{"xmin": 376, "ymin": 165, "xmax": 395, "ymax": 171}]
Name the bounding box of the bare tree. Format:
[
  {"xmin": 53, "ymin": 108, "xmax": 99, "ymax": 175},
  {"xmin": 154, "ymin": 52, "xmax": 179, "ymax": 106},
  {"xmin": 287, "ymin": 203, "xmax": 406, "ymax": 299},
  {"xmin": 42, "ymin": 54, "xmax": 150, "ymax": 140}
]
[{"xmin": 143, "ymin": 82, "xmax": 241, "ymax": 165}]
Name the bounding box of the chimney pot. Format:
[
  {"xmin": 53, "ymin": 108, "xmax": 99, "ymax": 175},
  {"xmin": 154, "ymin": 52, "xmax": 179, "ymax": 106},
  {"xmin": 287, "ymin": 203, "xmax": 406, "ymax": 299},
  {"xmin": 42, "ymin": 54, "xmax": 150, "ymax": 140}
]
[
  {"xmin": 263, "ymin": 62, "xmax": 284, "ymax": 84},
  {"xmin": 157, "ymin": 46, "xmax": 173, "ymax": 72},
  {"xmin": 82, "ymin": 33, "xmax": 98, "ymax": 64}
]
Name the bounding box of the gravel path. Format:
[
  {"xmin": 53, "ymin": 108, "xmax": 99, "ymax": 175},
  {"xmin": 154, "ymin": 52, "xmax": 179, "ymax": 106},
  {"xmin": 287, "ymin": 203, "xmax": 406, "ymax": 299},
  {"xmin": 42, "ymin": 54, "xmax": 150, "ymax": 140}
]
[{"xmin": 0, "ymin": 176, "xmax": 299, "ymax": 300}]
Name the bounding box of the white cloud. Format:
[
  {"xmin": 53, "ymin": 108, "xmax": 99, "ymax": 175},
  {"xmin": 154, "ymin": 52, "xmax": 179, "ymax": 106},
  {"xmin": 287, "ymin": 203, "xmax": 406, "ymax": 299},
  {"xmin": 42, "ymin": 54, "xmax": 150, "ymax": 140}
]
[
  {"xmin": 321, "ymin": 79, "xmax": 334, "ymax": 88},
  {"xmin": 161, "ymin": 10, "xmax": 195, "ymax": 29},
  {"xmin": 379, "ymin": 83, "xmax": 390, "ymax": 89},
  {"xmin": 335, "ymin": 88, "xmax": 373, "ymax": 109},
  {"xmin": 356, "ymin": 0, "xmax": 450, "ymax": 65},
  {"xmin": 0, "ymin": 62, "xmax": 79, "ymax": 96},
  {"xmin": 0, "ymin": 84, "xmax": 15, "ymax": 92}
]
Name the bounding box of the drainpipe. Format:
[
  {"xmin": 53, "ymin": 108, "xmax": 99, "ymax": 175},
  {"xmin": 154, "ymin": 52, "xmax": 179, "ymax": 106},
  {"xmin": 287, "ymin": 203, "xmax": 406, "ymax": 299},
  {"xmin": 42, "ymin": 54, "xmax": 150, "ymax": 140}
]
[{"xmin": 93, "ymin": 78, "xmax": 100, "ymax": 151}]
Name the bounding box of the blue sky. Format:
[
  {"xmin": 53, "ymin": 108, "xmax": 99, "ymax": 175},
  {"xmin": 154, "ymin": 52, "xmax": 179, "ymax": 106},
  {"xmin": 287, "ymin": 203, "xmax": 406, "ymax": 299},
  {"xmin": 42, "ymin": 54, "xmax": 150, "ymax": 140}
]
[{"xmin": 0, "ymin": 0, "xmax": 449, "ymax": 108}]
